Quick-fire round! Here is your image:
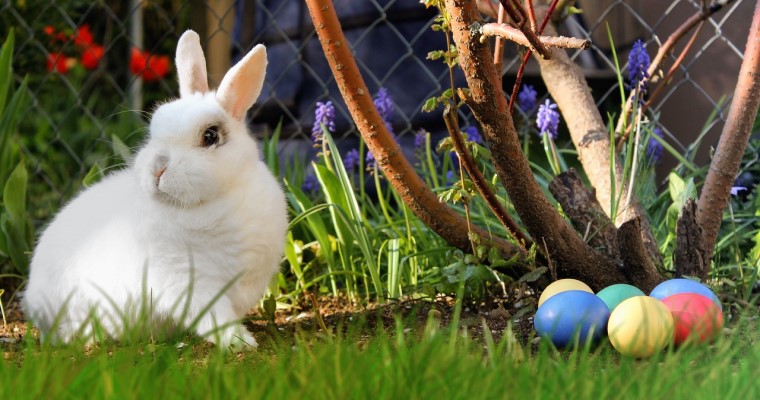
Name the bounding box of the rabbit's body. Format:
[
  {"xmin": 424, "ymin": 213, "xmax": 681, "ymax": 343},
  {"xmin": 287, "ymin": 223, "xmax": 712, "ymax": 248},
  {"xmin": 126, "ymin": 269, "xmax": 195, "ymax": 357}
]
[{"xmin": 22, "ymin": 32, "xmax": 287, "ymax": 350}]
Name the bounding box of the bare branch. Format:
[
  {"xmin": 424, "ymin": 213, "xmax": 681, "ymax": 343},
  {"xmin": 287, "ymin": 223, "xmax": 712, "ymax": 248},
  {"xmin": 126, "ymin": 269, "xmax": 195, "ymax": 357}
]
[
  {"xmin": 615, "ymin": 0, "xmax": 737, "ymax": 143},
  {"xmin": 480, "ymin": 23, "xmax": 590, "ymax": 50},
  {"xmin": 446, "ymin": 0, "xmax": 629, "ymax": 291},
  {"xmin": 304, "ymin": 0, "xmax": 527, "ymax": 261},
  {"xmin": 443, "ymin": 106, "xmax": 533, "ymax": 249},
  {"xmin": 697, "ymin": 0, "xmax": 760, "ymax": 260}
]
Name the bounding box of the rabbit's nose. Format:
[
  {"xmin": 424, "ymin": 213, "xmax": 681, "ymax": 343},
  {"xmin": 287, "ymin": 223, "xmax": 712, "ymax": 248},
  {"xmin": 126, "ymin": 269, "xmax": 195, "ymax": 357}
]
[
  {"xmin": 153, "ymin": 155, "xmax": 169, "ymax": 178},
  {"xmin": 153, "ymin": 166, "xmax": 166, "ymax": 178}
]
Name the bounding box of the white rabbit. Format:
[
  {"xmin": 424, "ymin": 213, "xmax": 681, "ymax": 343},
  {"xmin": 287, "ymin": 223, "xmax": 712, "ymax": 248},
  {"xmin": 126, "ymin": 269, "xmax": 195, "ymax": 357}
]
[{"xmin": 22, "ymin": 30, "xmax": 288, "ymax": 351}]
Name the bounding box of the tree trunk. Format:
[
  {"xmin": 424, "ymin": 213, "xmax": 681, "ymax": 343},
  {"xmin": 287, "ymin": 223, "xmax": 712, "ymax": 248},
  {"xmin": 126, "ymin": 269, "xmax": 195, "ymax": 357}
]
[
  {"xmin": 697, "ymin": 0, "xmax": 760, "ymax": 261},
  {"xmin": 445, "ymin": 0, "xmax": 629, "ymax": 291},
  {"xmin": 533, "ymin": 5, "xmax": 662, "ymax": 267}
]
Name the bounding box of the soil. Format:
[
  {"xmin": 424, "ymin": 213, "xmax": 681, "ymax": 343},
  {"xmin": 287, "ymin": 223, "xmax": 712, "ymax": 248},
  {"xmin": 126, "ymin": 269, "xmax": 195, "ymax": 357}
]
[{"xmin": 0, "ymin": 294, "xmax": 539, "ymax": 348}]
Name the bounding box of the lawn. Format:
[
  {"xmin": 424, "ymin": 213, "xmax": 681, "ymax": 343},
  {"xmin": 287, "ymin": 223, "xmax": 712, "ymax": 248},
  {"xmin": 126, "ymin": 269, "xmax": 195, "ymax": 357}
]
[{"xmin": 1, "ymin": 299, "xmax": 759, "ymax": 399}]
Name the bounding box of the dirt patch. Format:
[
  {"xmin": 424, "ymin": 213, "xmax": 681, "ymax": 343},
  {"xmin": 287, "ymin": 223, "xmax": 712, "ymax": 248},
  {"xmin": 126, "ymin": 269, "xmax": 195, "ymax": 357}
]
[{"xmin": 0, "ymin": 295, "xmax": 538, "ymax": 347}]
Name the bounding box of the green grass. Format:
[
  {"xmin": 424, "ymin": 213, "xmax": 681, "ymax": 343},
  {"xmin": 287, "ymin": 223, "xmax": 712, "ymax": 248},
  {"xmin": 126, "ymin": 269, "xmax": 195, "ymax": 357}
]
[{"xmin": 2, "ymin": 312, "xmax": 759, "ymax": 399}]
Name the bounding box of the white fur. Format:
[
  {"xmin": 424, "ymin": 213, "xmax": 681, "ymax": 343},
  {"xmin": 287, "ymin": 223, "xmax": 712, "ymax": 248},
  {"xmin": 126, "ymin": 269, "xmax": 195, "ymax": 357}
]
[{"xmin": 22, "ymin": 31, "xmax": 287, "ymax": 351}]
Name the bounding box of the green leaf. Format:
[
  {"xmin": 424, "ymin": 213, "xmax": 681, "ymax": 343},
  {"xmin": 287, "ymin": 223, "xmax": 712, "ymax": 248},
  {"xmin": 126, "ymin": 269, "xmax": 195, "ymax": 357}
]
[
  {"xmin": 83, "ymin": 162, "xmax": 104, "ymax": 187},
  {"xmin": 264, "ymin": 119, "xmax": 283, "ymax": 176},
  {"xmin": 3, "ymin": 160, "xmax": 27, "ymax": 222},
  {"xmin": 668, "ymin": 172, "xmax": 685, "ymax": 202},
  {"xmin": 422, "ymin": 97, "xmax": 438, "ymax": 113},
  {"xmin": 0, "ymin": 29, "xmax": 15, "ymax": 114},
  {"xmin": 112, "ymin": 134, "xmax": 132, "ymax": 163},
  {"xmin": 517, "ymin": 266, "xmax": 548, "ymax": 284},
  {"xmin": 1, "ymin": 214, "xmax": 28, "ymax": 274}
]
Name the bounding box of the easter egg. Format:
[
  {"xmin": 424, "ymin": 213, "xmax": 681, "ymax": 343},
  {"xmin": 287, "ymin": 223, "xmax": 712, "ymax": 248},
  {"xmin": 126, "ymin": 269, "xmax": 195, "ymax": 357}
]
[
  {"xmin": 661, "ymin": 293, "xmax": 723, "ymax": 345},
  {"xmin": 534, "ymin": 290, "xmax": 610, "ymax": 348},
  {"xmin": 607, "ymin": 296, "xmax": 674, "ymax": 358},
  {"xmin": 538, "ymin": 279, "xmax": 593, "ymax": 307},
  {"xmin": 596, "ymin": 284, "xmax": 646, "ymax": 312},
  {"xmin": 650, "ymin": 278, "xmax": 721, "ymax": 309}
]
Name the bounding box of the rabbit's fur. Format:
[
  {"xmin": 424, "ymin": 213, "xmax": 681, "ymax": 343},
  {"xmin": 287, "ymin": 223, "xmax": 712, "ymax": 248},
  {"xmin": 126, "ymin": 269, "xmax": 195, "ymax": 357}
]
[{"xmin": 22, "ymin": 31, "xmax": 287, "ymax": 350}]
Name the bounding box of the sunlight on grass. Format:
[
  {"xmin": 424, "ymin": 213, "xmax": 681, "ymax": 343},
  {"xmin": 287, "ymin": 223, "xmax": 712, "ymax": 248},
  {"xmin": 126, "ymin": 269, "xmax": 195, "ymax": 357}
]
[{"xmin": 2, "ymin": 312, "xmax": 758, "ymax": 399}]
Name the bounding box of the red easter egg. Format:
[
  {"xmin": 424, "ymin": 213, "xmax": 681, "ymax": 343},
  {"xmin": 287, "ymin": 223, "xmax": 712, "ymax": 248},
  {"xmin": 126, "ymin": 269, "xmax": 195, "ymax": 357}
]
[{"xmin": 661, "ymin": 293, "xmax": 723, "ymax": 345}]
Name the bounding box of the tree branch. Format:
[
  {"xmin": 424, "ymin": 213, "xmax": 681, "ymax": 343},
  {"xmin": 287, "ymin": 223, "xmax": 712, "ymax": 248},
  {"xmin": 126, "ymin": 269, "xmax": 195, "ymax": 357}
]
[
  {"xmin": 531, "ymin": 4, "xmax": 662, "ymax": 267},
  {"xmin": 697, "ymin": 0, "xmax": 760, "ymax": 260},
  {"xmin": 443, "ymin": 106, "xmax": 533, "ymax": 249},
  {"xmin": 615, "ymin": 0, "xmax": 737, "ymax": 145},
  {"xmin": 479, "ymin": 23, "xmax": 590, "ymax": 50},
  {"xmin": 445, "ymin": 0, "xmax": 628, "ymax": 291},
  {"xmin": 304, "ymin": 0, "xmax": 527, "ymax": 262}
]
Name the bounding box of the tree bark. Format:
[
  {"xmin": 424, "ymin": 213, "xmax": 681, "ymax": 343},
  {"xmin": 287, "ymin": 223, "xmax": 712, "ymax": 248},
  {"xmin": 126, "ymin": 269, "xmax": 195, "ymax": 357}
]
[
  {"xmin": 697, "ymin": 0, "xmax": 760, "ymax": 261},
  {"xmin": 675, "ymin": 199, "xmax": 708, "ymax": 280},
  {"xmin": 304, "ymin": 0, "xmax": 527, "ymax": 263},
  {"xmin": 532, "ymin": 6, "xmax": 662, "ymax": 267},
  {"xmin": 445, "ymin": 0, "xmax": 628, "ymax": 291},
  {"xmin": 549, "ymin": 169, "xmax": 620, "ymax": 262}
]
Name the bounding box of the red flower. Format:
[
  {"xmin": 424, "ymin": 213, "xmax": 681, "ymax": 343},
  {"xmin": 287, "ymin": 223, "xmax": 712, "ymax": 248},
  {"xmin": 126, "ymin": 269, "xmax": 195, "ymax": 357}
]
[
  {"xmin": 46, "ymin": 52, "xmax": 75, "ymax": 73},
  {"xmin": 74, "ymin": 25, "xmax": 94, "ymax": 48},
  {"xmin": 43, "ymin": 25, "xmax": 55, "ymax": 36},
  {"xmin": 129, "ymin": 48, "xmax": 171, "ymax": 82},
  {"xmin": 81, "ymin": 44, "xmax": 104, "ymax": 70}
]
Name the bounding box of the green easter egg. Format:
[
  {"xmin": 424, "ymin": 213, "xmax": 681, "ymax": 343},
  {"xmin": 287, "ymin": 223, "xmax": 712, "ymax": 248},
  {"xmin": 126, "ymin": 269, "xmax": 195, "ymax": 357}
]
[{"xmin": 596, "ymin": 284, "xmax": 646, "ymax": 312}]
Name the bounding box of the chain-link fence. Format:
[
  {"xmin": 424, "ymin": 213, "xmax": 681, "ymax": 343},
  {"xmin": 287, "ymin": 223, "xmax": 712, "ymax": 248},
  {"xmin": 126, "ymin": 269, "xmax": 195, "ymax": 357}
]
[{"xmin": 0, "ymin": 0, "xmax": 752, "ymax": 209}]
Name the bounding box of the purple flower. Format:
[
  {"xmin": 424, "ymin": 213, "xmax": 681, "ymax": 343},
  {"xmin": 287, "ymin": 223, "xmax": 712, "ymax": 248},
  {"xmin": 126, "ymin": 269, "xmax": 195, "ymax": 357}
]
[
  {"xmin": 628, "ymin": 40, "xmax": 650, "ymax": 91},
  {"xmin": 312, "ymin": 101, "xmax": 336, "ymax": 143},
  {"xmin": 464, "ymin": 126, "xmax": 483, "ymax": 145},
  {"xmin": 536, "ymin": 99, "xmax": 560, "ymax": 139},
  {"xmin": 647, "ymin": 127, "xmax": 664, "ymax": 163},
  {"xmin": 415, "ymin": 129, "xmax": 428, "ymax": 149},
  {"xmin": 302, "ymin": 173, "xmax": 319, "ymax": 193},
  {"xmin": 446, "ymin": 170, "xmax": 457, "ymax": 185},
  {"xmin": 730, "ymin": 186, "xmax": 747, "ymax": 196},
  {"xmin": 518, "ymin": 84, "xmax": 537, "ymax": 113},
  {"xmin": 374, "ymin": 87, "xmax": 394, "ymax": 133},
  {"xmin": 344, "ymin": 148, "xmax": 360, "ymax": 171},
  {"xmin": 365, "ymin": 150, "xmax": 376, "ymax": 169},
  {"xmin": 449, "ymin": 151, "xmax": 460, "ymax": 171}
]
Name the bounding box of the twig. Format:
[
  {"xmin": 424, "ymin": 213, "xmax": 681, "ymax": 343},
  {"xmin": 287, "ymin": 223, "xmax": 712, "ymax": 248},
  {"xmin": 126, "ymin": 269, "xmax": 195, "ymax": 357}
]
[
  {"xmin": 446, "ymin": 0, "xmax": 630, "ymax": 290},
  {"xmin": 507, "ymin": 0, "xmax": 561, "ymax": 112},
  {"xmin": 498, "ymin": 0, "xmax": 551, "ymax": 59},
  {"xmin": 615, "ymin": 0, "xmax": 737, "ymax": 147},
  {"xmin": 493, "ymin": 4, "xmax": 506, "ymax": 86},
  {"xmin": 443, "ymin": 105, "xmax": 533, "ymax": 250},
  {"xmin": 697, "ymin": 0, "xmax": 760, "ymax": 260},
  {"xmin": 304, "ymin": 0, "xmax": 528, "ymax": 260},
  {"xmin": 480, "ymin": 23, "xmax": 590, "ymax": 50},
  {"xmin": 526, "ymin": 0, "xmax": 537, "ymax": 32},
  {"xmin": 616, "ymin": 20, "xmax": 706, "ymax": 152}
]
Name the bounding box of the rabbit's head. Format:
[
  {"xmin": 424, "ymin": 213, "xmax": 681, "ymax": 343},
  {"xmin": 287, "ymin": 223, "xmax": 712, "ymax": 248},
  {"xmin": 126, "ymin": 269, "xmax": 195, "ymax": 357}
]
[{"xmin": 134, "ymin": 30, "xmax": 267, "ymax": 207}]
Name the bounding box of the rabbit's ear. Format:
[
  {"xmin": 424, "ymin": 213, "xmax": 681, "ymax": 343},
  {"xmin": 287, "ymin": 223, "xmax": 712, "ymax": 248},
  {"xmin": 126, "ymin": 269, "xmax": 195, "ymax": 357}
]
[
  {"xmin": 176, "ymin": 30, "xmax": 209, "ymax": 97},
  {"xmin": 216, "ymin": 44, "xmax": 267, "ymax": 120}
]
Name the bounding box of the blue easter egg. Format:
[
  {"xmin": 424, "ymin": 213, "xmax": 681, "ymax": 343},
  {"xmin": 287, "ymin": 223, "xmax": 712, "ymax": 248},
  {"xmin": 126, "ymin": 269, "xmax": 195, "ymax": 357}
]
[
  {"xmin": 650, "ymin": 279, "xmax": 721, "ymax": 309},
  {"xmin": 534, "ymin": 290, "xmax": 611, "ymax": 347}
]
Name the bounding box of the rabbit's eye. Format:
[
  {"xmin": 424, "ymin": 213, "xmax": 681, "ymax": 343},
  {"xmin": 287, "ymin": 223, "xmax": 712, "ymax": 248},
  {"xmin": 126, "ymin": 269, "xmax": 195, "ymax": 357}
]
[{"xmin": 202, "ymin": 125, "xmax": 221, "ymax": 147}]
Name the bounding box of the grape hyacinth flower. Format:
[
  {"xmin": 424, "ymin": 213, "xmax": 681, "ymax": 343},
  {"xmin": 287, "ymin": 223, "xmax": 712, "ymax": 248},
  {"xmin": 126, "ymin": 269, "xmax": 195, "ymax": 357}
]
[
  {"xmin": 374, "ymin": 87, "xmax": 394, "ymax": 133},
  {"xmin": 312, "ymin": 100, "xmax": 336, "ymax": 143},
  {"xmin": 647, "ymin": 127, "xmax": 664, "ymax": 163},
  {"xmin": 302, "ymin": 173, "xmax": 319, "ymax": 193},
  {"xmin": 730, "ymin": 186, "xmax": 747, "ymax": 197},
  {"xmin": 344, "ymin": 148, "xmax": 360, "ymax": 171},
  {"xmin": 365, "ymin": 150, "xmax": 376, "ymax": 169},
  {"xmin": 536, "ymin": 99, "xmax": 560, "ymax": 139},
  {"xmin": 628, "ymin": 39, "xmax": 650, "ymax": 92},
  {"xmin": 518, "ymin": 84, "xmax": 537, "ymax": 114},
  {"xmin": 464, "ymin": 126, "xmax": 483, "ymax": 145},
  {"xmin": 414, "ymin": 129, "xmax": 428, "ymax": 149}
]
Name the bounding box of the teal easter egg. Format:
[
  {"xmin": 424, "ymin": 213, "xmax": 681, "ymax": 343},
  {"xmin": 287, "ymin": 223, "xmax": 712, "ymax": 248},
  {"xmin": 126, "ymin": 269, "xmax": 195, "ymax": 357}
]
[{"xmin": 596, "ymin": 284, "xmax": 646, "ymax": 312}]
